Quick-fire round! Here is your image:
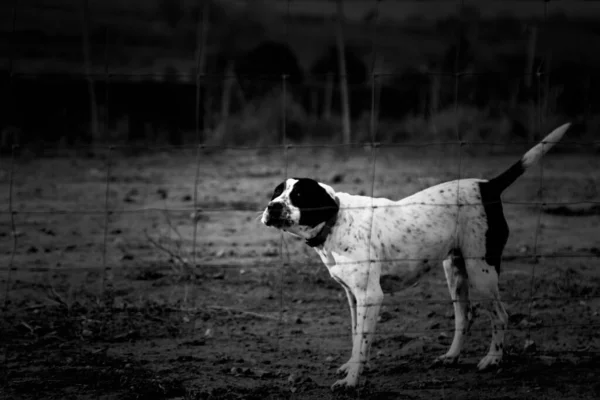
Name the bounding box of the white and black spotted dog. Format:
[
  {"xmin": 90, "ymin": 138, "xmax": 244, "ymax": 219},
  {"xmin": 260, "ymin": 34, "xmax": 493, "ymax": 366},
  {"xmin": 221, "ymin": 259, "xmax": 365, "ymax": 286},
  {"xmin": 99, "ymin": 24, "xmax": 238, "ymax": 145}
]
[{"xmin": 261, "ymin": 123, "xmax": 570, "ymax": 389}]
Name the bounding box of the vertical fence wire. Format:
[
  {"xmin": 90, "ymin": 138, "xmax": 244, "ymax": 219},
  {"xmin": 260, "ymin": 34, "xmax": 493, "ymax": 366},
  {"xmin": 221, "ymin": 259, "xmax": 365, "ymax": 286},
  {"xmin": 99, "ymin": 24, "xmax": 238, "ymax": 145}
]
[
  {"xmin": 97, "ymin": 1, "xmax": 113, "ymax": 306},
  {"xmin": 191, "ymin": 1, "xmax": 210, "ymax": 271},
  {"xmin": 194, "ymin": 0, "xmax": 209, "ymax": 146},
  {"xmin": 370, "ymin": 0, "xmax": 380, "ymax": 140},
  {"xmin": 101, "ymin": 21, "xmax": 114, "ymax": 308},
  {"xmin": 2, "ymin": 0, "xmax": 19, "ymax": 314},
  {"xmin": 276, "ymin": 73, "xmax": 289, "ymax": 353},
  {"xmin": 103, "ymin": 26, "xmax": 110, "ymax": 140},
  {"xmin": 101, "ymin": 147, "xmax": 113, "ymax": 305},
  {"xmin": 449, "ymin": 1, "xmax": 465, "ymax": 333},
  {"xmin": 525, "ymin": 0, "xmax": 550, "ymax": 357},
  {"xmin": 438, "ymin": 0, "xmax": 468, "ymax": 367},
  {"xmin": 276, "ymin": 0, "xmax": 292, "ymax": 355},
  {"xmin": 2, "ymin": 145, "xmax": 17, "ymax": 386},
  {"xmin": 355, "ymin": 0, "xmax": 382, "ymax": 387},
  {"xmin": 191, "ymin": 148, "xmax": 203, "ymax": 270},
  {"xmin": 2, "ymin": 0, "xmax": 19, "ymax": 388},
  {"xmin": 453, "ymin": 0, "xmax": 464, "ymax": 234}
]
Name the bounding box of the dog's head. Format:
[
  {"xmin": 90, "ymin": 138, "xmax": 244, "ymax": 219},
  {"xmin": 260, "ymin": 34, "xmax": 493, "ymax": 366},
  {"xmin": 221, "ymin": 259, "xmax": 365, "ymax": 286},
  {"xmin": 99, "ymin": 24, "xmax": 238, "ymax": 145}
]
[{"xmin": 261, "ymin": 178, "xmax": 339, "ymax": 237}]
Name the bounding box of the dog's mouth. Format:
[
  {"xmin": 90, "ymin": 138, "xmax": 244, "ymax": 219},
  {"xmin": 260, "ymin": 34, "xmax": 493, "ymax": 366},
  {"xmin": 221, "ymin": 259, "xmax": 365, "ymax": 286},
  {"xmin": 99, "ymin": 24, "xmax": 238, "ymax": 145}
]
[
  {"xmin": 263, "ymin": 212, "xmax": 293, "ymax": 229},
  {"xmin": 264, "ymin": 216, "xmax": 293, "ymax": 229}
]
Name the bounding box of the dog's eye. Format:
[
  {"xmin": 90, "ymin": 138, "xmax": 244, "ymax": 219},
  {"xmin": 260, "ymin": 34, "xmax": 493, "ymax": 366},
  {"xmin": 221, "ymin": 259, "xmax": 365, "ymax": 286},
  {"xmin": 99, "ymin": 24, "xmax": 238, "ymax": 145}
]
[{"xmin": 271, "ymin": 183, "xmax": 285, "ymax": 200}]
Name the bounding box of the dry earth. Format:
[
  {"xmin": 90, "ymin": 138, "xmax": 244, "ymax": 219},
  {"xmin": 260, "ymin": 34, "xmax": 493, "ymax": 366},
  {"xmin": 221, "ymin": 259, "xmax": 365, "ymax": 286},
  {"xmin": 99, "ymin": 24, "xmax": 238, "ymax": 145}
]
[{"xmin": 1, "ymin": 143, "xmax": 599, "ymax": 399}]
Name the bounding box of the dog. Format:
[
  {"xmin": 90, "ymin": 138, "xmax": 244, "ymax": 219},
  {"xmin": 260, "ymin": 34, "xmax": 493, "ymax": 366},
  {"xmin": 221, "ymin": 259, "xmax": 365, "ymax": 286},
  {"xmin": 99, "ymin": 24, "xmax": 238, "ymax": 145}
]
[{"xmin": 261, "ymin": 123, "xmax": 570, "ymax": 389}]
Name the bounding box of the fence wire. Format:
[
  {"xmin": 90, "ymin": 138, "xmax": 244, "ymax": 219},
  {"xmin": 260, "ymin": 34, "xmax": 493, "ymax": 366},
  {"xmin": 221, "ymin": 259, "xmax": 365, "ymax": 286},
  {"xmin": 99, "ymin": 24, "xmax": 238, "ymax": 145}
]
[{"xmin": 2, "ymin": 0, "xmax": 600, "ymax": 395}]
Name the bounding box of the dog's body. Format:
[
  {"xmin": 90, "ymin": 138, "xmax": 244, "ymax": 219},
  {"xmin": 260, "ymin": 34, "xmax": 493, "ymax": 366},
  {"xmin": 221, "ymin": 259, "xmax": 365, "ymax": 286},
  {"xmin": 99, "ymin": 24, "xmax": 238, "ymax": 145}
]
[{"xmin": 261, "ymin": 123, "xmax": 570, "ymax": 389}]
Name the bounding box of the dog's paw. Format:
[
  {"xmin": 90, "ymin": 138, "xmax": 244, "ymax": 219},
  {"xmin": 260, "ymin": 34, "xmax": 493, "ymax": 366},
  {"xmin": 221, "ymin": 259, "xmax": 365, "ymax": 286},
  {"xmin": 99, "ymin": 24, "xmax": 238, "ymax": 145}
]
[
  {"xmin": 331, "ymin": 375, "xmax": 359, "ymax": 391},
  {"xmin": 336, "ymin": 359, "xmax": 370, "ymax": 375},
  {"xmin": 430, "ymin": 353, "xmax": 460, "ymax": 368},
  {"xmin": 477, "ymin": 353, "xmax": 501, "ymax": 370},
  {"xmin": 337, "ymin": 360, "xmax": 350, "ymax": 375}
]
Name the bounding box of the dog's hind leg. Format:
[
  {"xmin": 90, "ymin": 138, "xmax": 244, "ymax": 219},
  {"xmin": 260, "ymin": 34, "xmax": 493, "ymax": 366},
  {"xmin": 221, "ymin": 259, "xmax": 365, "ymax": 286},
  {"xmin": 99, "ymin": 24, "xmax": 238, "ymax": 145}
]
[
  {"xmin": 436, "ymin": 249, "xmax": 472, "ymax": 364},
  {"xmin": 466, "ymin": 258, "xmax": 508, "ymax": 370}
]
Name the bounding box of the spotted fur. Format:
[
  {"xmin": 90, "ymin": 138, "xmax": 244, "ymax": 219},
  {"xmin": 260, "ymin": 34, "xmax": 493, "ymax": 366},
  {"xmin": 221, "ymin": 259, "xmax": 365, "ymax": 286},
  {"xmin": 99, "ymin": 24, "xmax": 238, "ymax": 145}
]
[{"xmin": 261, "ymin": 123, "xmax": 570, "ymax": 390}]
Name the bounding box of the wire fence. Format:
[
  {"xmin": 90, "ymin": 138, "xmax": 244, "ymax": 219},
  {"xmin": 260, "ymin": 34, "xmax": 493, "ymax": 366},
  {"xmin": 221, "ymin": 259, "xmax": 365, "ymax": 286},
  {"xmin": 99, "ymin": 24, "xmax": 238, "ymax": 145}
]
[{"xmin": 2, "ymin": 0, "xmax": 600, "ymax": 396}]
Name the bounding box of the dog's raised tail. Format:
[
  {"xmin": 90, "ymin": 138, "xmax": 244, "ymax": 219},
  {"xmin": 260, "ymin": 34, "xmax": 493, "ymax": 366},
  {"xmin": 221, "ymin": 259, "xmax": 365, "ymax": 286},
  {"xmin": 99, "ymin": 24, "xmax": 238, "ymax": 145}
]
[{"xmin": 487, "ymin": 122, "xmax": 571, "ymax": 194}]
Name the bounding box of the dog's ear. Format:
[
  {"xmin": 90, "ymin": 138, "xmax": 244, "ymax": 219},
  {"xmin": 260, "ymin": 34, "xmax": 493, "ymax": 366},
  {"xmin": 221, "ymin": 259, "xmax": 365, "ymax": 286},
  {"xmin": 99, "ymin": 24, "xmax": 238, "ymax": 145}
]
[
  {"xmin": 291, "ymin": 179, "xmax": 339, "ymax": 227},
  {"xmin": 317, "ymin": 182, "xmax": 336, "ymax": 199}
]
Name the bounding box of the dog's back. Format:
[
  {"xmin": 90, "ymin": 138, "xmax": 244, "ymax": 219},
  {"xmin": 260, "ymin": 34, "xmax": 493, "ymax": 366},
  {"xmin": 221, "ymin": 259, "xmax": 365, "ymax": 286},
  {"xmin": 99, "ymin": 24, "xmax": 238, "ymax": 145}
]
[{"xmin": 330, "ymin": 179, "xmax": 485, "ymax": 280}]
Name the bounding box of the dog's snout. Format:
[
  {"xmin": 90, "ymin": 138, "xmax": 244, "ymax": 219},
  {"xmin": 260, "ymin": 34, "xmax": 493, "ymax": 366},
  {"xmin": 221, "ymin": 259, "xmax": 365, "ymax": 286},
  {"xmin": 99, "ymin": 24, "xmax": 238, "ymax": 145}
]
[
  {"xmin": 268, "ymin": 202, "xmax": 284, "ymax": 217},
  {"xmin": 264, "ymin": 202, "xmax": 289, "ymax": 228}
]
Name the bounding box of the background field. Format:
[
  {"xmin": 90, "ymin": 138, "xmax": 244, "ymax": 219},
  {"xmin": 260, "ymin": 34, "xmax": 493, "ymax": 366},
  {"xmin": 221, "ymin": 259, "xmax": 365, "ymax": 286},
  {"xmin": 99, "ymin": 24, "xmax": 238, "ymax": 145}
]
[
  {"xmin": 3, "ymin": 0, "xmax": 600, "ymax": 150},
  {"xmin": 1, "ymin": 144, "xmax": 599, "ymax": 399}
]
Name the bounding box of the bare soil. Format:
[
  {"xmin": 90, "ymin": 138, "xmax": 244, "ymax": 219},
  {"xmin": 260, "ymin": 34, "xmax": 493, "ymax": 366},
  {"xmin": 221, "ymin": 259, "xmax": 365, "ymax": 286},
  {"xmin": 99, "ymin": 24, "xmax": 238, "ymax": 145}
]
[{"xmin": 1, "ymin": 145, "xmax": 599, "ymax": 399}]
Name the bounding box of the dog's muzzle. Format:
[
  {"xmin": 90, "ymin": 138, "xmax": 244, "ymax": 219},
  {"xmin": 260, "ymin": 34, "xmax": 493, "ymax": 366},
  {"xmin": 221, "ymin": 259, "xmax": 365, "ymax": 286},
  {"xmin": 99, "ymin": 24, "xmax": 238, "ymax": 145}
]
[{"xmin": 263, "ymin": 202, "xmax": 291, "ymax": 228}]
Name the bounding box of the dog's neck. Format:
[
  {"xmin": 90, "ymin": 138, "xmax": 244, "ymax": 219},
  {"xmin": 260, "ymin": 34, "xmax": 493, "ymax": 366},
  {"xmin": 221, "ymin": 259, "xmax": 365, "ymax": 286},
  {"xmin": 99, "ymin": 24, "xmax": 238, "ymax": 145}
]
[{"xmin": 305, "ymin": 196, "xmax": 340, "ymax": 248}]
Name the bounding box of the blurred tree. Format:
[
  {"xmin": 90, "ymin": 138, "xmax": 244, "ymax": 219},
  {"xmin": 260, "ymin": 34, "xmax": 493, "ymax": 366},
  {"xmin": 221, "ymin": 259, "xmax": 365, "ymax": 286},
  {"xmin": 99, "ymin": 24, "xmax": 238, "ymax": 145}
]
[
  {"xmin": 458, "ymin": 3, "xmax": 481, "ymax": 24},
  {"xmin": 163, "ymin": 65, "xmax": 179, "ymax": 83},
  {"xmin": 436, "ymin": 3, "xmax": 480, "ymax": 111},
  {"xmin": 310, "ymin": 44, "xmax": 367, "ymax": 122},
  {"xmin": 443, "ymin": 29, "xmax": 475, "ymax": 75},
  {"xmin": 547, "ymin": 10, "xmax": 568, "ymax": 24},
  {"xmin": 336, "ymin": 0, "xmax": 351, "ymax": 145},
  {"xmin": 380, "ymin": 66, "xmax": 430, "ymax": 119},
  {"xmin": 311, "ymin": 45, "xmax": 367, "ymax": 85},
  {"xmin": 193, "ymin": 0, "xmax": 211, "ymax": 143},
  {"xmin": 205, "ymin": 1, "xmax": 270, "ymax": 141},
  {"xmin": 80, "ymin": 0, "xmax": 99, "ymax": 144},
  {"xmin": 210, "ymin": 2, "xmax": 267, "ymax": 65},
  {"xmin": 220, "ymin": 60, "xmax": 235, "ymax": 138},
  {"xmin": 159, "ymin": 0, "xmax": 184, "ymax": 29},
  {"xmin": 235, "ymin": 41, "xmax": 303, "ymax": 99},
  {"xmin": 524, "ymin": 24, "xmax": 537, "ymax": 139},
  {"xmin": 488, "ymin": 12, "xmax": 522, "ymax": 42}
]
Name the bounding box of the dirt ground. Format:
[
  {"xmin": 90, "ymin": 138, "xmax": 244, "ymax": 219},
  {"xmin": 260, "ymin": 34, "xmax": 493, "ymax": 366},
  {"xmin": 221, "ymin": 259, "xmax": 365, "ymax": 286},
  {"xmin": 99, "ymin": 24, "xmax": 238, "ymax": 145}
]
[{"xmin": 1, "ymin": 143, "xmax": 599, "ymax": 400}]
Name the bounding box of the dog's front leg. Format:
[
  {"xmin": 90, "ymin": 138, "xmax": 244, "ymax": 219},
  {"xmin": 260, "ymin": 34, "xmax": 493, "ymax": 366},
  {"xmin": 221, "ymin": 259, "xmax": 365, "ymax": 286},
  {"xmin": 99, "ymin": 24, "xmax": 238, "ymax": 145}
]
[
  {"xmin": 336, "ymin": 284, "xmax": 375, "ymax": 375},
  {"xmin": 336, "ymin": 284, "xmax": 358, "ymax": 375},
  {"xmin": 332, "ymin": 281, "xmax": 383, "ymax": 390}
]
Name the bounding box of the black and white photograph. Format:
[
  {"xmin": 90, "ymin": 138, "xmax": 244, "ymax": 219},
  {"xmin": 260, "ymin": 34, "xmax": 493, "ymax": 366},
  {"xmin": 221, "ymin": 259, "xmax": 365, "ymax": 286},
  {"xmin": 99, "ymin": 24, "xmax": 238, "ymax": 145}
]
[{"xmin": 1, "ymin": 0, "xmax": 599, "ymax": 398}]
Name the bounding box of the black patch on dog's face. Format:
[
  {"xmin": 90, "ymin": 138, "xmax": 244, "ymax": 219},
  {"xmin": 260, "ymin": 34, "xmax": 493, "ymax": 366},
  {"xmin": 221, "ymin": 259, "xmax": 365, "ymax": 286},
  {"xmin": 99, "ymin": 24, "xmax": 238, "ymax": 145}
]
[
  {"xmin": 290, "ymin": 178, "xmax": 339, "ymax": 227},
  {"xmin": 270, "ymin": 182, "xmax": 285, "ymax": 200}
]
